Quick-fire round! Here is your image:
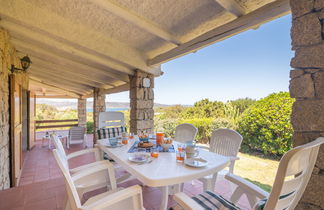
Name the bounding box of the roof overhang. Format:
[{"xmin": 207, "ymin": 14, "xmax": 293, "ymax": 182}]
[{"xmin": 0, "ymin": 0, "xmax": 290, "ymax": 98}]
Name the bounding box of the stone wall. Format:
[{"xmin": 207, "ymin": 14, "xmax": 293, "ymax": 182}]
[
  {"xmin": 289, "ymin": 0, "xmax": 324, "ymax": 209},
  {"xmin": 129, "ymin": 71, "xmax": 154, "ymax": 134},
  {"xmin": 77, "ymin": 98, "xmax": 87, "ymax": 128},
  {"xmin": 0, "ymin": 28, "xmax": 23, "ymax": 190},
  {"xmin": 93, "ymin": 88, "xmax": 106, "ymax": 142}
]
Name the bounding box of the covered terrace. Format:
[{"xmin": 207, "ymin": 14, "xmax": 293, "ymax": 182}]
[{"xmin": 0, "ymin": 0, "xmax": 323, "ymax": 209}]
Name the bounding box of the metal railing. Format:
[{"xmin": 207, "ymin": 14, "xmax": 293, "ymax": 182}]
[{"xmin": 35, "ymin": 119, "xmax": 78, "ymax": 130}]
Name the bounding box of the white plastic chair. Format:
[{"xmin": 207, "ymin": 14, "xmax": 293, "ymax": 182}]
[
  {"xmin": 52, "ymin": 148, "xmax": 116, "ymax": 199},
  {"xmin": 174, "ymin": 137, "xmax": 324, "ymax": 210},
  {"xmin": 198, "ymin": 128, "xmax": 243, "ymax": 191},
  {"xmin": 174, "ymin": 123, "xmax": 198, "ymax": 143},
  {"xmin": 68, "ymin": 126, "xmax": 87, "ymax": 149},
  {"xmin": 51, "ymin": 134, "xmax": 131, "ymax": 184},
  {"xmin": 53, "ymin": 149, "xmax": 145, "ymax": 210},
  {"xmin": 99, "ymin": 111, "xmax": 125, "ymax": 129}
]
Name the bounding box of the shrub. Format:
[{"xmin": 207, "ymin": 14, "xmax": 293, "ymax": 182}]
[
  {"xmin": 238, "ymin": 92, "xmax": 294, "ymax": 156},
  {"xmin": 212, "ymin": 118, "xmax": 236, "ymax": 130},
  {"xmin": 179, "ymin": 118, "xmax": 215, "ymax": 144},
  {"xmin": 154, "ymin": 118, "xmax": 178, "ymax": 137},
  {"xmin": 86, "ymin": 121, "xmax": 94, "ymax": 134}
]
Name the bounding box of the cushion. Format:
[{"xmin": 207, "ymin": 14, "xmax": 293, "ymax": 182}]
[
  {"xmin": 192, "ymin": 191, "xmax": 241, "ymax": 210},
  {"xmin": 255, "ymin": 192, "xmax": 294, "ymax": 210},
  {"xmin": 97, "ymin": 126, "xmax": 127, "ymax": 139}
]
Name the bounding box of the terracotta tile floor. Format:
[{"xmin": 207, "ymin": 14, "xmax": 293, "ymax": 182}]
[{"xmin": 0, "ymin": 135, "xmax": 250, "ymax": 210}]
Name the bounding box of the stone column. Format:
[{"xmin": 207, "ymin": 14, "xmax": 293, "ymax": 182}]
[
  {"xmin": 289, "ymin": 0, "xmax": 324, "ymax": 209},
  {"xmin": 93, "ymin": 88, "xmax": 106, "ymax": 143},
  {"xmin": 129, "ymin": 71, "xmax": 154, "ymax": 134},
  {"xmin": 77, "ymin": 98, "xmax": 87, "ymax": 128}
]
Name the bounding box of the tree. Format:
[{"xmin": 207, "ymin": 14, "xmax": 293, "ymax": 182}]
[
  {"xmin": 36, "ymin": 104, "xmax": 58, "ymax": 120},
  {"xmin": 181, "ymin": 99, "xmax": 225, "ymax": 119},
  {"xmin": 229, "ymin": 98, "xmax": 256, "ymax": 114},
  {"xmin": 238, "ymin": 92, "xmax": 294, "ymax": 156}
]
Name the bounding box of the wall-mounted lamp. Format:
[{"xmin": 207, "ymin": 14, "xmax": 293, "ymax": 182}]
[{"xmin": 10, "ymin": 55, "xmax": 32, "ymax": 74}]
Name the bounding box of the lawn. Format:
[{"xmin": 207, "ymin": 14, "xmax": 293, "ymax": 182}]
[{"xmin": 235, "ymin": 152, "xmax": 279, "ymax": 192}]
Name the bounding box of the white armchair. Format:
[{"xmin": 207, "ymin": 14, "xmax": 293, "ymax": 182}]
[
  {"xmin": 54, "ymin": 149, "xmax": 145, "ymax": 210},
  {"xmin": 198, "ymin": 128, "xmax": 243, "ymax": 191},
  {"xmin": 173, "ymin": 137, "xmax": 324, "ymax": 210}
]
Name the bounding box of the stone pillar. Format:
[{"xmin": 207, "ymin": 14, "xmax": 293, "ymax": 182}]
[
  {"xmin": 289, "ymin": 0, "xmax": 324, "ymax": 209},
  {"xmin": 129, "ymin": 71, "xmax": 154, "ymax": 134},
  {"xmin": 93, "ymin": 88, "xmax": 106, "ymax": 143},
  {"xmin": 77, "ymin": 98, "xmax": 87, "ymax": 128}
]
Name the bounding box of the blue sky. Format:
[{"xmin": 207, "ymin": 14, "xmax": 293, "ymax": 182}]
[{"xmin": 104, "ymin": 14, "xmax": 293, "ymax": 105}]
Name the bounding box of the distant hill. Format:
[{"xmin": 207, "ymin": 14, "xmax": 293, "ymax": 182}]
[{"xmin": 36, "ymin": 99, "xmax": 187, "ymax": 110}]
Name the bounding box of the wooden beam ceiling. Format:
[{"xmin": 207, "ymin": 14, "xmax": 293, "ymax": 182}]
[
  {"xmin": 0, "ymin": 0, "xmax": 162, "ymax": 75},
  {"xmin": 90, "ymin": 0, "xmax": 181, "ymax": 46},
  {"xmin": 148, "ymin": 0, "xmax": 290, "ymax": 65},
  {"xmin": 214, "ymin": 0, "xmax": 246, "ymax": 17},
  {"xmin": 29, "ymin": 79, "xmax": 81, "ymax": 98}
]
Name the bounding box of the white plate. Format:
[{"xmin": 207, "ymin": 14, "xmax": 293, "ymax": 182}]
[
  {"xmin": 184, "ymin": 158, "xmax": 208, "ymax": 168},
  {"xmin": 128, "ymin": 154, "xmax": 151, "ymax": 163}
]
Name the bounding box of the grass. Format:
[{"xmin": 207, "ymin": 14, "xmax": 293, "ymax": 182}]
[{"xmin": 234, "ymin": 152, "xmax": 279, "ymax": 192}]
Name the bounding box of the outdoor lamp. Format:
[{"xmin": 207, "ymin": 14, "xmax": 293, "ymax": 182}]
[{"xmin": 10, "ymin": 55, "xmax": 32, "ymax": 74}]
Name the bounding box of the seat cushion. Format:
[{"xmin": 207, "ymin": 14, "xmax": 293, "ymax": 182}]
[
  {"xmin": 97, "ymin": 126, "xmax": 127, "ymax": 139},
  {"xmin": 192, "ymin": 191, "xmax": 240, "ymax": 210}
]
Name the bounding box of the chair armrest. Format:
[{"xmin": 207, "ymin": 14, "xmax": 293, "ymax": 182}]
[
  {"xmin": 173, "ymin": 192, "xmax": 204, "ymax": 210},
  {"xmin": 72, "ymin": 161, "xmax": 115, "ymax": 183},
  {"xmin": 229, "ymin": 156, "xmax": 240, "ymax": 161},
  {"xmin": 67, "ymin": 148, "xmax": 100, "ymax": 160},
  {"xmin": 225, "ymin": 173, "xmax": 269, "ymax": 199},
  {"xmin": 82, "ymin": 185, "xmax": 143, "ymax": 210}
]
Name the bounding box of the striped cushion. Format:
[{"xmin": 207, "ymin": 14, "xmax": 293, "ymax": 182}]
[
  {"xmin": 192, "ymin": 191, "xmax": 240, "ymax": 210},
  {"xmin": 97, "ymin": 126, "xmax": 127, "ymax": 139}
]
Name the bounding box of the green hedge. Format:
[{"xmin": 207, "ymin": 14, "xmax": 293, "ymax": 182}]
[
  {"xmin": 86, "ymin": 121, "xmax": 94, "ymax": 134},
  {"xmin": 238, "ymin": 92, "xmax": 294, "ymax": 156}
]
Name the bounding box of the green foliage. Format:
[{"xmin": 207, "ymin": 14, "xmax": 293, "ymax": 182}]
[
  {"xmin": 179, "ymin": 118, "xmax": 214, "ymax": 144},
  {"xmin": 155, "ymin": 105, "xmax": 187, "ymax": 120},
  {"xmin": 154, "ymin": 118, "xmax": 178, "ymax": 137},
  {"xmin": 36, "ymin": 104, "xmax": 58, "ymax": 120},
  {"xmin": 238, "ymin": 92, "xmax": 294, "ymax": 156},
  {"xmin": 229, "ymin": 98, "xmax": 256, "ymax": 114},
  {"xmin": 224, "ymin": 103, "xmax": 240, "ymax": 128},
  {"xmin": 86, "ymin": 121, "xmax": 94, "ymax": 134},
  {"xmin": 181, "ymin": 99, "xmax": 225, "ymax": 119}
]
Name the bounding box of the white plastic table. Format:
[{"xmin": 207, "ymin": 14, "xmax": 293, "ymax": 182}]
[{"xmin": 97, "ymin": 139, "xmax": 230, "ymax": 210}]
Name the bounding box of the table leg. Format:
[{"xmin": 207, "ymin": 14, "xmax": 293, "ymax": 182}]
[
  {"xmin": 159, "ymin": 186, "xmax": 169, "ymax": 210},
  {"xmin": 48, "ymin": 137, "xmax": 51, "ymax": 149}
]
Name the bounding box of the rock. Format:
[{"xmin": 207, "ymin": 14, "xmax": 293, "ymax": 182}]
[
  {"xmin": 314, "ymin": 71, "xmax": 324, "ymax": 98},
  {"xmin": 300, "ymin": 173, "xmax": 324, "ymax": 209},
  {"xmin": 290, "ymin": 69, "xmax": 304, "ymax": 79},
  {"xmin": 290, "ymin": 0, "xmax": 315, "ymax": 19},
  {"xmin": 291, "ymin": 100, "xmax": 324, "ymax": 131},
  {"xmin": 291, "ymin": 12, "xmax": 323, "ymax": 47},
  {"xmin": 291, "ymin": 43, "xmax": 324, "ymax": 69},
  {"xmin": 289, "ymin": 73, "xmax": 315, "ymax": 98}
]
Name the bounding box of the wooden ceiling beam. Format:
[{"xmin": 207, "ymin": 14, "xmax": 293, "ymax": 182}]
[
  {"xmin": 90, "ymin": 0, "xmax": 181, "ymax": 46},
  {"xmin": 1, "ymin": 20, "xmax": 134, "ymax": 76},
  {"xmin": 11, "ymin": 39, "xmax": 128, "ymax": 83},
  {"xmin": 31, "ymin": 66, "xmax": 114, "ymax": 89},
  {"xmin": 30, "ymin": 74, "xmax": 91, "ymax": 95},
  {"xmin": 82, "ymin": 83, "xmax": 129, "ymax": 98},
  {"xmin": 0, "ymin": 0, "xmax": 161, "ymax": 75},
  {"xmin": 28, "ymin": 56, "xmax": 123, "ymax": 85},
  {"xmin": 214, "ymin": 0, "xmax": 246, "ymax": 17},
  {"xmin": 29, "ymin": 78, "xmax": 81, "ymax": 98},
  {"xmin": 148, "ymin": 0, "xmax": 290, "ymax": 65}
]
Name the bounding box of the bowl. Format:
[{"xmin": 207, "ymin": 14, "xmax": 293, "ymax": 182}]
[
  {"xmin": 139, "ymin": 137, "xmax": 149, "ymax": 142},
  {"xmin": 161, "ymin": 143, "xmax": 172, "ymax": 152},
  {"xmin": 109, "ymin": 138, "xmax": 118, "ymax": 147}
]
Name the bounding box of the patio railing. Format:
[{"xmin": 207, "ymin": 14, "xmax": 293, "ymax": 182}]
[{"xmin": 35, "ymin": 119, "xmax": 78, "ymax": 130}]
